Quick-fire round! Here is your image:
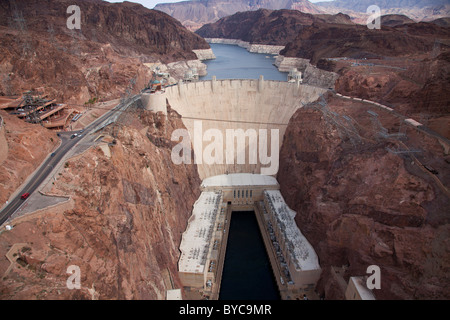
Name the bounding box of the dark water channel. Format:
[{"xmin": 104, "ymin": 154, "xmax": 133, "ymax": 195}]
[{"xmin": 219, "ymin": 211, "xmax": 280, "ymax": 300}]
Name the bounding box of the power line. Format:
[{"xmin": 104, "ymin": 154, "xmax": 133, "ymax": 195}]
[
  {"xmin": 66, "ymin": 103, "xmax": 290, "ymax": 126},
  {"xmin": 180, "ymin": 116, "xmax": 289, "ymax": 126},
  {"xmin": 66, "ymin": 96, "xmax": 449, "ymax": 128}
]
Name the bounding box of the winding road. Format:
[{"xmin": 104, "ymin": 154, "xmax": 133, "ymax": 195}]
[{"xmin": 0, "ymin": 95, "xmax": 139, "ymax": 226}]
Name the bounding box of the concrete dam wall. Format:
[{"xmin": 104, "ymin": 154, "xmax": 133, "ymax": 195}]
[{"xmin": 143, "ymin": 79, "xmax": 326, "ymax": 180}]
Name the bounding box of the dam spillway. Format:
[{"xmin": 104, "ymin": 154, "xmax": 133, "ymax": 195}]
[{"xmin": 142, "ymin": 78, "xmax": 327, "ymax": 180}]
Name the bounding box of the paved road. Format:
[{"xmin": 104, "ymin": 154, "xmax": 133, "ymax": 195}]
[{"xmin": 0, "ymin": 95, "xmax": 139, "ymax": 226}]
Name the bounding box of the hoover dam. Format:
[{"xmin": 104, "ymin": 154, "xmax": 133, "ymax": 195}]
[
  {"xmin": 1, "ymin": 0, "xmax": 448, "ymax": 303},
  {"xmin": 143, "ymin": 78, "xmax": 327, "ymax": 179},
  {"xmin": 142, "ymin": 78, "xmax": 327, "ymax": 299}
]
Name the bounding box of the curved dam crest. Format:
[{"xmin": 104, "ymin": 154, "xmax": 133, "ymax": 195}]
[{"xmin": 142, "ymin": 78, "xmax": 326, "ymax": 179}]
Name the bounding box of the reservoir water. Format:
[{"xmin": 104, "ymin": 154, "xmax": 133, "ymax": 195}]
[
  {"xmin": 200, "ymin": 43, "xmax": 288, "ymax": 81},
  {"xmin": 219, "ymin": 211, "xmax": 280, "ymax": 300}
]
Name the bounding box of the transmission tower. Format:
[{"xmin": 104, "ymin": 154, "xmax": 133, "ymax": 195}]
[
  {"xmin": 430, "ymin": 39, "xmax": 441, "ymax": 59},
  {"xmin": 2, "ymin": 74, "xmax": 12, "ymax": 96},
  {"xmin": 110, "ymin": 76, "xmax": 138, "ymax": 138},
  {"xmin": 8, "ymin": 0, "xmax": 33, "ymax": 58},
  {"xmin": 314, "ymin": 94, "xmax": 363, "ymax": 147},
  {"xmin": 367, "ymin": 110, "xmax": 406, "ymax": 140},
  {"xmin": 69, "ymin": 29, "xmax": 82, "ymax": 56},
  {"xmin": 47, "ymin": 24, "xmax": 64, "ymax": 53}
]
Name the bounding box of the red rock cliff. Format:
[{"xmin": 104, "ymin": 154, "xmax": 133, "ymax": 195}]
[
  {"xmin": 0, "ymin": 107, "xmax": 202, "ymax": 299},
  {"xmin": 0, "ymin": 0, "xmax": 210, "ymax": 103},
  {"xmin": 277, "ymin": 95, "xmax": 450, "ymax": 299}
]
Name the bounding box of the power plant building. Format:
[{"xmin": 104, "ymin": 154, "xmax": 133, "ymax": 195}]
[{"xmin": 178, "ymin": 174, "xmax": 322, "ymax": 297}]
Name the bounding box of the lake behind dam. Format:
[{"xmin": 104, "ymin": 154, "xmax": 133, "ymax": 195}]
[{"xmin": 200, "ymin": 43, "xmax": 288, "ymax": 81}]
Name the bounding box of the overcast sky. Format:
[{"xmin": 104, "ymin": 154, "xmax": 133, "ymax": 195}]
[{"xmin": 105, "ymin": 0, "xmax": 334, "ymax": 10}]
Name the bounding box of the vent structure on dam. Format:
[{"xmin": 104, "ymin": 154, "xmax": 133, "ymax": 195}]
[{"xmin": 177, "ymin": 174, "xmax": 321, "ymax": 299}]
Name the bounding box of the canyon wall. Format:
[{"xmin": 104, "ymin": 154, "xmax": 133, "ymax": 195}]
[
  {"xmin": 0, "ymin": 0, "xmax": 210, "ymax": 103},
  {"xmin": 0, "ymin": 111, "xmax": 58, "ymax": 206},
  {"xmin": 0, "ymin": 107, "xmax": 202, "ymax": 299},
  {"xmin": 277, "ymin": 96, "xmax": 450, "ymax": 299},
  {"xmin": 196, "ymin": 9, "xmax": 352, "ymax": 46}
]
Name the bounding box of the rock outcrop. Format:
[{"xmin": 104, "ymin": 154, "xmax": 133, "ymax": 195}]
[
  {"xmin": 0, "ymin": 106, "xmax": 202, "ymax": 299},
  {"xmin": 274, "ymin": 56, "xmax": 339, "ymax": 88}
]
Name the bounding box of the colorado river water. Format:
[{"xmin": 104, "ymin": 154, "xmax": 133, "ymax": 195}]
[{"xmin": 200, "ymin": 43, "xmax": 288, "ymax": 81}]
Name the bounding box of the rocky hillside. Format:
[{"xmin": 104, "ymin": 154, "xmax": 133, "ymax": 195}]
[
  {"xmin": 280, "ymin": 21, "xmax": 450, "ymax": 63},
  {"xmin": 278, "ymin": 17, "xmax": 450, "ymax": 132},
  {"xmin": 196, "ymin": 8, "xmax": 448, "ymax": 60},
  {"xmin": 278, "ymin": 94, "xmax": 450, "ymax": 299},
  {"xmin": 335, "ymin": 51, "xmax": 450, "ymax": 113},
  {"xmin": 0, "ymin": 0, "xmax": 209, "ymax": 103},
  {"xmin": 431, "ymin": 17, "xmax": 450, "ymax": 27},
  {"xmin": 0, "ymin": 111, "xmax": 58, "ymax": 205},
  {"xmin": 315, "ymin": 0, "xmax": 450, "ymax": 22},
  {"xmin": 316, "ymin": 0, "xmax": 449, "ymax": 12},
  {"xmin": 196, "ymin": 9, "xmax": 353, "ymax": 45},
  {"xmin": 380, "ymin": 14, "xmax": 416, "ymax": 27},
  {"xmin": 154, "ymin": 0, "xmax": 323, "ymax": 30},
  {"xmin": 0, "ymin": 106, "xmax": 202, "ymax": 299}
]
